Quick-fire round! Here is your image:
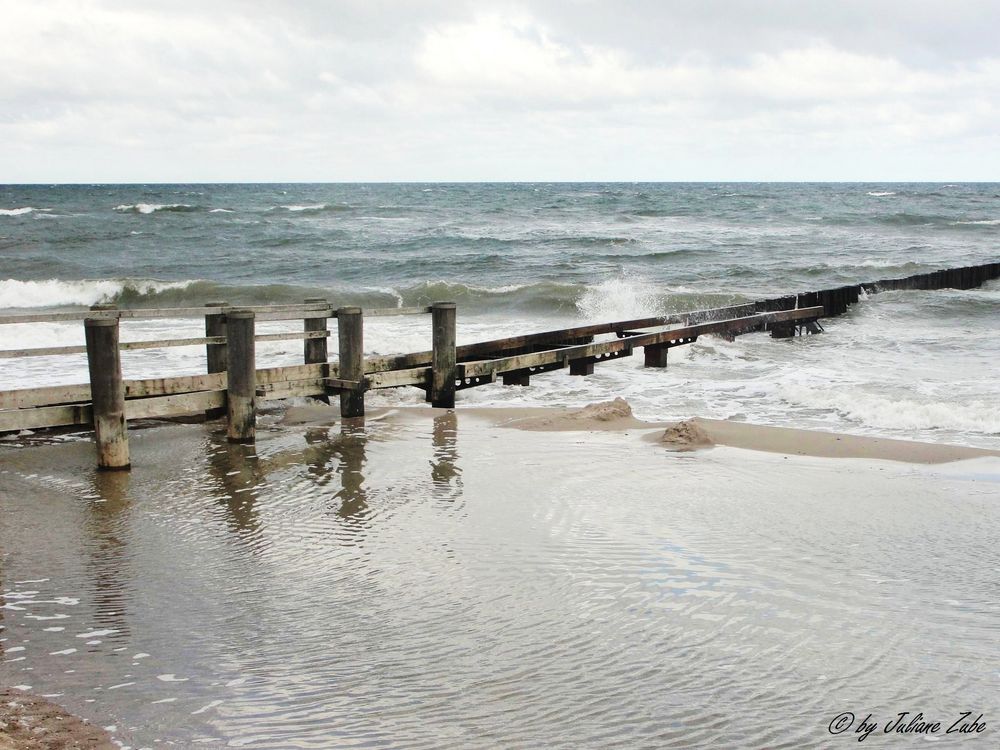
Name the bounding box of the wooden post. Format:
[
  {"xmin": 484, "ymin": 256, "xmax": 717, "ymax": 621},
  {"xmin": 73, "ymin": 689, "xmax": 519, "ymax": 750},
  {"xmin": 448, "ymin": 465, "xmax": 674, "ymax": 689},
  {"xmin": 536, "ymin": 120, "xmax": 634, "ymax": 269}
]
[
  {"xmin": 226, "ymin": 309, "xmax": 256, "ymax": 443},
  {"xmin": 430, "ymin": 302, "xmax": 457, "ymax": 408},
  {"xmin": 85, "ymin": 304, "xmax": 130, "ymax": 470},
  {"xmin": 303, "ymin": 298, "xmax": 329, "ymax": 365},
  {"xmin": 337, "ymin": 306, "xmax": 365, "ymax": 418},
  {"xmin": 502, "ymin": 371, "xmax": 530, "ymax": 386},
  {"xmin": 204, "ymin": 301, "xmax": 228, "ymax": 419},
  {"xmin": 304, "ymin": 298, "xmax": 330, "ymax": 405},
  {"xmin": 644, "ymin": 344, "xmax": 668, "ymax": 368},
  {"xmin": 569, "ymin": 358, "xmax": 595, "ymax": 376}
]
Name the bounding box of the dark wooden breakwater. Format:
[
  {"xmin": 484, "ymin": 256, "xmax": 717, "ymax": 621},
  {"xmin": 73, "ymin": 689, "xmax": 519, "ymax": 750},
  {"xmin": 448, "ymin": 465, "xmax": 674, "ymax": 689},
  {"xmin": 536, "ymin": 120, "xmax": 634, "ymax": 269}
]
[{"xmin": 1, "ymin": 262, "xmax": 997, "ymax": 469}]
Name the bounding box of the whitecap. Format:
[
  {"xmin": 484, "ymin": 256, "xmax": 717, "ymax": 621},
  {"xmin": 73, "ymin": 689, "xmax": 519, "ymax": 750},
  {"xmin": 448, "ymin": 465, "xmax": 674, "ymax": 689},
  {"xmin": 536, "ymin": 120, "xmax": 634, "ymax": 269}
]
[
  {"xmin": 113, "ymin": 203, "xmax": 192, "ymax": 214},
  {"xmin": 279, "ymin": 204, "xmax": 326, "ymax": 212},
  {"xmin": 866, "ymin": 191, "xmax": 896, "ymax": 197},
  {"xmin": 0, "ymin": 207, "xmax": 50, "ymax": 216}
]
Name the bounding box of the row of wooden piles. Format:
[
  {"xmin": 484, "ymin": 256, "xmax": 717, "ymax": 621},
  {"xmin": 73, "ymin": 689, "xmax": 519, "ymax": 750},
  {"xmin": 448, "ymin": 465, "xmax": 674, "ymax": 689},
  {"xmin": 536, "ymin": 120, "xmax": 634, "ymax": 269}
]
[{"xmin": 756, "ymin": 262, "xmax": 1000, "ymax": 318}]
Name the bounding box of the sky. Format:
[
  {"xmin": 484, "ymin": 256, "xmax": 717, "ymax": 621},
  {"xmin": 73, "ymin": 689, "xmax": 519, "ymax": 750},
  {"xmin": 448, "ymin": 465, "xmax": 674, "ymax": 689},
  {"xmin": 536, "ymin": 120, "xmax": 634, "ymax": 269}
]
[{"xmin": 2, "ymin": 0, "xmax": 999, "ymax": 182}]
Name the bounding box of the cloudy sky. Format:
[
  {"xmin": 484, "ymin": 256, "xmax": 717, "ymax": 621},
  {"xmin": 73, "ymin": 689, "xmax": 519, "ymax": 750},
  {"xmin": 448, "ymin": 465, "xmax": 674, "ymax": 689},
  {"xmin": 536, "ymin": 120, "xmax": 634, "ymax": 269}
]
[{"xmin": 3, "ymin": 0, "xmax": 998, "ymax": 182}]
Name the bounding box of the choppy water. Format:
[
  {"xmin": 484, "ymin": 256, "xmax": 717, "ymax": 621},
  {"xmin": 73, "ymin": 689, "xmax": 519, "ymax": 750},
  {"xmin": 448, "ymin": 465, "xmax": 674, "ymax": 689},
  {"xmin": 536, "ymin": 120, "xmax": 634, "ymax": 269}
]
[
  {"xmin": 1, "ymin": 183, "xmax": 998, "ymax": 448},
  {"xmin": 2, "ymin": 416, "xmax": 998, "ymax": 748}
]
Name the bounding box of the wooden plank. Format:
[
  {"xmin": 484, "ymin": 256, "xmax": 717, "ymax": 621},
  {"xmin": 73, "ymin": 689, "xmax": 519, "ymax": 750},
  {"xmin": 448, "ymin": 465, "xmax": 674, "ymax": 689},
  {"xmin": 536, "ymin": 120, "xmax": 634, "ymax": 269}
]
[
  {"xmin": 460, "ymin": 308, "xmax": 821, "ymax": 378},
  {"xmin": 256, "ymin": 362, "xmax": 334, "ymax": 385},
  {"xmin": 363, "ymin": 306, "xmax": 432, "ymax": 317},
  {"xmin": 124, "ymin": 371, "xmax": 227, "ymax": 398},
  {"xmin": 125, "ymin": 390, "xmax": 225, "ymax": 420},
  {"xmin": 366, "ymin": 367, "xmax": 430, "ymax": 389},
  {"xmin": 0, "ymin": 403, "xmax": 93, "ymax": 431},
  {"xmin": 324, "ymin": 378, "xmax": 363, "ymax": 391},
  {"xmin": 255, "ymin": 310, "xmax": 332, "ymax": 322},
  {"xmin": 453, "ymin": 302, "xmax": 758, "ymax": 360},
  {"xmin": 256, "ymin": 330, "xmax": 330, "ymax": 343},
  {"xmin": 0, "ymin": 344, "xmax": 87, "ymax": 359},
  {"xmin": 0, "ymin": 383, "xmax": 91, "ymax": 410},
  {"xmin": 257, "ymin": 379, "xmax": 327, "ymax": 400}
]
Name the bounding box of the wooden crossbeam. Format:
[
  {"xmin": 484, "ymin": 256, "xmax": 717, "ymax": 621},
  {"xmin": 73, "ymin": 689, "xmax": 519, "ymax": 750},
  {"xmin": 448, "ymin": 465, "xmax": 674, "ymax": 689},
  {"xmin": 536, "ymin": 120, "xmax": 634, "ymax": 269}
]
[{"xmin": 460, "ymin": 308, "xmax": 821, "ymax": 379}]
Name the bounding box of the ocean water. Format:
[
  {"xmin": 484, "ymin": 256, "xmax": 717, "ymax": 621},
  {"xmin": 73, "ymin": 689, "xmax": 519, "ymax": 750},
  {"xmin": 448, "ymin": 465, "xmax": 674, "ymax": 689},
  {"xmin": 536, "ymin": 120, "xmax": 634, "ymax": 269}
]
[{"xmin": 1, "ymin": 182, "xmax": 998, "ymax": 447}]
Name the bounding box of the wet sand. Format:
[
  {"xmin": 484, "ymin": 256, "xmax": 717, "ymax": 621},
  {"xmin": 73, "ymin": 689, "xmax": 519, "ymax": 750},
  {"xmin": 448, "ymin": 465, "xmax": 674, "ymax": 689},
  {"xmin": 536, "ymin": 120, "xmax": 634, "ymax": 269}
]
[
  {"xmin": 284, "ymin": 399, "xmax": 1000, "ymax": 463},
  {"xmin": 0, "ymin": 689, "xmax": 114, "ymax": 750}
]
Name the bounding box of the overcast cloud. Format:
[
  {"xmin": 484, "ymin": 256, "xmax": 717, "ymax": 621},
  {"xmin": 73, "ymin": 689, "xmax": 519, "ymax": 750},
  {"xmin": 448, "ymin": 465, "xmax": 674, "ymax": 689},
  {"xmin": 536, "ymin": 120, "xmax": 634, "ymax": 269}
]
[{"xmin": 2, "ymin": 0, "xmax": 998, "ymax": 182}]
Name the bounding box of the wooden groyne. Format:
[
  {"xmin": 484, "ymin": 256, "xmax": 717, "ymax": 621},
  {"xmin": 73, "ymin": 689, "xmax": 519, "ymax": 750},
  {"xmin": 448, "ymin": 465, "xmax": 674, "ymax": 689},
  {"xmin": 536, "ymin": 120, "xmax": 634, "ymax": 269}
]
[{"xmin": 1, "ymin": 262, "xmax": 997, "ymax": 469}]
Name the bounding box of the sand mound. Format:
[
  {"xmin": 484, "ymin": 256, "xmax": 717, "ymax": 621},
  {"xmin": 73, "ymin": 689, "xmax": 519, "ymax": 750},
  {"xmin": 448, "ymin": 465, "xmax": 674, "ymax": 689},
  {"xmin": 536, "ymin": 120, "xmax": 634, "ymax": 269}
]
[
  {"xmin": 572, "ymin": 397, "xmax": 633, "ymax": 422},
  {"xmin": 660, "ymin": 419, "xmax": 715, "ymax": 451},
  {"xmin": 495, "ymin": 398, "xmax": 642, "ymax": 431}
]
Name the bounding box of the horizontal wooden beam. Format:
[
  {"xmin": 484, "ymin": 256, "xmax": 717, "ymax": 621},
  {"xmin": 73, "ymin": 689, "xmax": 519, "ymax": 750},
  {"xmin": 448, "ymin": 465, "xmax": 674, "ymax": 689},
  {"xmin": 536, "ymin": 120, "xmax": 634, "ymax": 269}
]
[
  {"xmin": 460, "ymin": 308, "xmax": 821, "ymax": 378},
  {"xmin": 366, "ymin": 367, "xmax": 430, "ymax": 389},
  {"xmin": 126, "ymin": 390, "xmax": 225, "ymax": 420},
  {"xmin": 0, "ymin": 403, "xmax": 93, "ymax": 432},
  {"xmin": 0, "ymin": 304, "xmax": 431, "ymax": 326}
]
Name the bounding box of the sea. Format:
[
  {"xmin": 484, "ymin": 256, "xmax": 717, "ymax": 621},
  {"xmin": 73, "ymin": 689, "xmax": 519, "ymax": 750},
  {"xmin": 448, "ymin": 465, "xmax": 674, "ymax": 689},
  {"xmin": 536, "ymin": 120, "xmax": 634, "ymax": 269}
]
[{"xmin": 1, "ymin": 182, "xmax": 999, "ymax": 448}]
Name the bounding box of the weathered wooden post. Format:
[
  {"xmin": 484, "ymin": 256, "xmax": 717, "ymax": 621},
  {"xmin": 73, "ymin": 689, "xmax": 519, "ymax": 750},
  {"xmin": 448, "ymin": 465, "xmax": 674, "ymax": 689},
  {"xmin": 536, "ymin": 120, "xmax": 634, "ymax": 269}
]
[
  {"xmin": 226, "ymin": 309, "xmax": 256, "ymax": 443},
  {"xmin": 303, "ymin": 298, "xmax": 329, "ymax": 365},
  {"xmin": 304, "ymin": 297, "xmax": 330, "ymax": 405},
  {"xmin": 569, "ymin": 358, "xmax": 595, "ymax": 376},
  {"xmin": 85, "ymin": 304, "xmax": 130, "ymax": 470},
  {"xmin": 430, "ymin": 302, "xmax": 457, "ymax": 408},
  {"xmin": 337, "ymin": 307, "xmax": 365, "ymax": 418},
  {"xmin": 644, "ymin": 344, "xmax": 668, "ymax": 368},
  {"xmin": 204, "ymin": 301, "xmax": 228, "ymax": 419}
]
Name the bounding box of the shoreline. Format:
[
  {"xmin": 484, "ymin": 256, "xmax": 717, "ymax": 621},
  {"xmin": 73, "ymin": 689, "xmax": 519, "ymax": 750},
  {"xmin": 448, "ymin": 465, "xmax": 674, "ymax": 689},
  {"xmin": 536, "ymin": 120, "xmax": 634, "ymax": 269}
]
[
  {"xmin": 0, "ymin": 689, "xmax": 115, "ymax": 750},
  {"xmin": 279, "ymin": 399, "xmax": 1000, "ymax": 465}
]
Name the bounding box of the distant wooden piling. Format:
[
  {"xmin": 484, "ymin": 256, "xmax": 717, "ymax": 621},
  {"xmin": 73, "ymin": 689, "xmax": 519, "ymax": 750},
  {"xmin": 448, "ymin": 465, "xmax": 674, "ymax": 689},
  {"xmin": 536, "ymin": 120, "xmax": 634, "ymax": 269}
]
[
  {"xmin": 430, "ymin": 302, "xmax": 457, "ymax": 408},
  {"xmin": 204, "ymin": 301, "xmax": 228, "ymax": 419},
  {"xmin": 226, "ymin": 309, "xmax": 256, "ymax": 443},
  {"xmin": 85, "ymin": 304, "xmax": 130, "ymax": 470},
  {"xmin": 337, "ymin": 307, "xmax": 365, "ymax": 418}
]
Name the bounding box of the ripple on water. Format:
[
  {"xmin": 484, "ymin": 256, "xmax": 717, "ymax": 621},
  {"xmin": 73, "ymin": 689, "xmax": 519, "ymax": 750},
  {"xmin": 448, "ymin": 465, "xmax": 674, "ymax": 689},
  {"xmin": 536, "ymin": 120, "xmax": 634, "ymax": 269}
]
[{"xmin": 0, "ymin": 417, "xmax": 997, "ymax": 748}]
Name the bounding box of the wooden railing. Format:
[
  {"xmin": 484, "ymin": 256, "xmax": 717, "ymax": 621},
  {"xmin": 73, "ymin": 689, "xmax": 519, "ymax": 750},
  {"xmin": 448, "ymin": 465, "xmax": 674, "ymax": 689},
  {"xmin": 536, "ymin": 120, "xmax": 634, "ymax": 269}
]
[{"xmin": 0, "ymin": 261, "xmax": 997, "ymax": 470}]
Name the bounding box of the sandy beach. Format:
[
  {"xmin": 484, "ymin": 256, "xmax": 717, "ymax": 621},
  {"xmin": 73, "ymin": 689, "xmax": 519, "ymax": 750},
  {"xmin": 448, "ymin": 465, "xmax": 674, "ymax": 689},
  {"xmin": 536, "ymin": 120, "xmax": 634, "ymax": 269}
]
[{"xmin": 3, "ymin": 400, "xmax": 998, "ymax": 747}]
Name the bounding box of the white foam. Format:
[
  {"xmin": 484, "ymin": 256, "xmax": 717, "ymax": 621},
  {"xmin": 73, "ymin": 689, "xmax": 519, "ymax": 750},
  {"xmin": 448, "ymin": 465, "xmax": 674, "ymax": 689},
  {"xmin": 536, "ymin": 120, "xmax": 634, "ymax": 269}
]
[
  {"xmin": 0, "ymin": 207, "xmax": 49, "ymax": 216},
  {"xmin": 866, "ymin": 191, "xmax": 896, "ymax": 197},
  {"xmin": 114, "ymin": 203, "xmax": 191, "ymax": 214},
  {"xmin": 279, "ymin": 204, "xmax": 326, "ymax": 212},
  {"xmin": 951, "ymin": 219, "xmax": 1000, "ymax": 225},
  {"xmin": 576, "ymin": 276, "xmax": 662, "ymax": 321},
  {"xmin": 777, "ymin": 385, "xmax": 1000, "ymax": 434},
  {"xmin": 209, "ymin": 208, "xmax": 235, "ymax": 213}
]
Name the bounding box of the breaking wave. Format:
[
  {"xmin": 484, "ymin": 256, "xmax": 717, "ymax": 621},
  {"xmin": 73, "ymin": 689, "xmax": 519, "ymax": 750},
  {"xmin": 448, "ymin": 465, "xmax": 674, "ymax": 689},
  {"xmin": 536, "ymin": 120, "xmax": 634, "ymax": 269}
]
[
  {"xmin": 0, "ymin": 279, "xmax": 194, "ymax": 309},
  {"xmin": 0, "ymin": 207, "xmax": 50, "ymax": 217},
  {"xmin": 0, "ymin": 276, "xmax": 750, "ymax": 316},
  {"xmin": 778, "ymin": 385, "xmax": 1000, "ymax": 436}
]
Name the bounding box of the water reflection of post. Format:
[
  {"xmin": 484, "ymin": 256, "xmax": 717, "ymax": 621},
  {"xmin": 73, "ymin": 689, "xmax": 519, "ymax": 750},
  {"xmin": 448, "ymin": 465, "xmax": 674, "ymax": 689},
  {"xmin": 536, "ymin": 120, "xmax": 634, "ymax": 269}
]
[
  {"xmin": 85, "ymin": 470, "xmax": 133, "ymax": 634},
  {"xmin": 431, "ymin": 411, "xmax": 462, "ymax": 500},
  {"xmin": 205, "ymin": 439, "xmax": 265, "ymax": 540},
  {"xmin": 332, "ymin": 421, "xmax": 368, "ymax": 522}
]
